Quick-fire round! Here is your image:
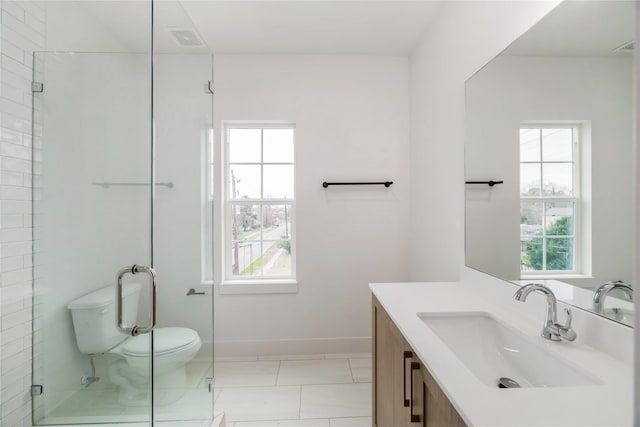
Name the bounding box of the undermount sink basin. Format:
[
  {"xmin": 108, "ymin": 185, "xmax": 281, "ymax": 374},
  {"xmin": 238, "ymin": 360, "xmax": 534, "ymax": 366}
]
[{"xmin": 418, "ymin": 312, "xmax": 602, "ymax": 389}]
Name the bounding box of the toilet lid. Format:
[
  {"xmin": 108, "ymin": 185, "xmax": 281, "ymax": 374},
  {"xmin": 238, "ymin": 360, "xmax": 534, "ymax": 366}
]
[{"xmin": 123, "ymin": 327, "xmax": 200, "ymax": 357}]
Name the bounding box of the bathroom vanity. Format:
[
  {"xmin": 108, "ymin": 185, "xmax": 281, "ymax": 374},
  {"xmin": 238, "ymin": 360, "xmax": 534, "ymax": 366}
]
[
  {"xmin": 370, "ymin": 280, "xmax": 633, "ymax": 427},
  {"xmin": 372, "ymin": 295, "xmax": 465, "ymax": 427}
]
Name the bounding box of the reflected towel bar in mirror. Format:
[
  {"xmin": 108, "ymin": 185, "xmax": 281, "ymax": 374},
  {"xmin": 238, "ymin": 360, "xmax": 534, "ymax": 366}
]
[{"xmin": 465, "ymin": 180, "xmax": 504, "ymax": 187}]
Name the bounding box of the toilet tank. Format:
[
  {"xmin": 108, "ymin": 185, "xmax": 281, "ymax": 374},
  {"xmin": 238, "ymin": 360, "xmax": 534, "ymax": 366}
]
[{"xmin": 67, "ymin": 283, "xmax": 141, "ymax": 354}]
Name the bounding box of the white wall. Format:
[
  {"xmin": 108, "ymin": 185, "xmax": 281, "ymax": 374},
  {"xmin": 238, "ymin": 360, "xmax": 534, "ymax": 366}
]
[
  {"xmin": 210, "ymin": 55, "xmax": 411, "ymax": 355},
  {"xmin": 465, "ymin": 55, "xmax": 634, "ymax": 288},
  {"xmin": 408, "ymin": 0, "xmax": 560, "ymax": 282},
  {"xmin": 0, "ymin": 1, "xmax": 45, "ymax": 425}
]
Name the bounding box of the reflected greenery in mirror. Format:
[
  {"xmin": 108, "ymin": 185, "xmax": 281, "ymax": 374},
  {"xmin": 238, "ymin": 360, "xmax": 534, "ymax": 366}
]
[{"xmin": 464, "ymin": 0, "xmax": 635, "ymax": 326}]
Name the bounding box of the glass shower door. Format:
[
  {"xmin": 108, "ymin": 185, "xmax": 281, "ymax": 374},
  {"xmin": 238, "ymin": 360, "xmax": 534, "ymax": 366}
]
[
  {"xmin": 151, "ymin": 2, "xmax": 215, "ymax": 424},
  {"xmin": 151, "ymin": 52, "xmax": 215, "ymax": 424},
  {"xmin": 31, "ymin": 50, "xmax": 155, "ymax": 425}
]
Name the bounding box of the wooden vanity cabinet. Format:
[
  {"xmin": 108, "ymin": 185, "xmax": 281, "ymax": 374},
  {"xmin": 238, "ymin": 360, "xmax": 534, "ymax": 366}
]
[{"xmin": 372, "ymin": 296, "xmax": 466, "ymax": 427}]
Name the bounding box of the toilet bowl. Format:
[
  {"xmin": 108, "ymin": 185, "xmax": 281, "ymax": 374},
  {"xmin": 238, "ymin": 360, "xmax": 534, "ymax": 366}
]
[
  {"xmin": 108, "ymin": 327, "xmax": 202, "ymax": 406},
  {"xmin": 68, "ymin": 284, "xmax": 202, "ymax": 406}
]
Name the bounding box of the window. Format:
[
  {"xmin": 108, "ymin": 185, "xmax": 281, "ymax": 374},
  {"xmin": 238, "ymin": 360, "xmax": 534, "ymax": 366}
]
[
  {"xmin": 519, "ymin": 125, "xmax": 580, "ymax": 274},
  {"xmin": 224, "ymin": 124, "xmax": 295, "ymax": 282}
]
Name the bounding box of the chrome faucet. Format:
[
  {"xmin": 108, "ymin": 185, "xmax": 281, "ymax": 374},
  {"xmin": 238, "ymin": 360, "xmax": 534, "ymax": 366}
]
[
  {"xmin": 593, "ymin": 281, "xmax": 632, "ymax": 313},
  {"xmin": 513, "ymin": 283, "xmax": 576, "ymax": 342}
]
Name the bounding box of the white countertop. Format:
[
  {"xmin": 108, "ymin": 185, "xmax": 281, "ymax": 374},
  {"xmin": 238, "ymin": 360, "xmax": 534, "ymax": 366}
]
[{"xmin": 370, "ymin": 281, "xmax": 633, "ymax": 427}]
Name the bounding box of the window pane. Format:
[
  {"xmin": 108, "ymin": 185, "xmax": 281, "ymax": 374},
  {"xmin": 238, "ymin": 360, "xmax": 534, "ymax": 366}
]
[
  {"xmin": 262, "ymin": 240, "xmax": 292, "ymax": 276},
  {"xmin": 263, "ymin": 165, "xmax": 294, "ymax": 199},
  {"xmin": 546, "ymin": 238, "xmax": 573, "ymax": 271},
  {"xmin": 230, "ymin": 204, "xmax": 261, "ymax": 242},
  {"xmin": 520, "ymin": 128, "xmax": 540, "ymax": 162},
  {"xmin": 263, "ymin": 204, "xmax": 292, "ymax": 239},
  {"xmin": 542, "ymin": 128, "xmax": 573, "ymax": 162},
  {"xmin": 232, "ymin": 240, "xmax": 262, "ymax": 276},
  {"xmin": 521, "ymin": 237, "xmax": 543, "ymax": 272},
  {"xmin": 229, "ymin": 128, "xmax": 261, "ymax": 163},
  {"xmin": 545, "ymin": 202, "xmax": 574, "ymax": 236},
  {"xmin": 542, "ymin": 163, "xmax": 573, "ymax": 196},
  {"xmin": 230, "ymin": 165, "xmax": 261, "ymax": 199},
  {"xmin": 520, "ymin": 201, "xmax": 543, "ymax": 237},
  {"xmin": 520, "ymin": 163, "xmax": 541, "ymax": 196},
  {"xmin": 264, "ymin": 129, "xmax": 294, "ymax": 163}
]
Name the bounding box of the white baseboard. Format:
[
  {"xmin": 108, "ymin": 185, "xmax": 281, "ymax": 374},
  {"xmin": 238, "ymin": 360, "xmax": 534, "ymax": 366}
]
[{"xmin": 194, "ymin": 337, "xmax": 371, "ymax": 360}]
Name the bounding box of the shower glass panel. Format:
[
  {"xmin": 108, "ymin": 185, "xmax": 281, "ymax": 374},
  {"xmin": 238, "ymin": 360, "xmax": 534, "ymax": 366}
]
[
  {"xmin": 152, "ymin": 1, "xmax": 215, "ymax": 423},
  {"xmin": 31, "ymin": 50, "xmax": 154, "ymax": 425},
  {"xmin": 152, "ymin": 52, "xmax": 215, "ymax": 425}
]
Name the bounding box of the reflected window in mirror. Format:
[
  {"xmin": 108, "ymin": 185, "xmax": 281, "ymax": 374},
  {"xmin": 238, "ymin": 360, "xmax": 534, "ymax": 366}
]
[{"xmin": 520, "ymin": 125, "xmax": 586, "ymax": 276}]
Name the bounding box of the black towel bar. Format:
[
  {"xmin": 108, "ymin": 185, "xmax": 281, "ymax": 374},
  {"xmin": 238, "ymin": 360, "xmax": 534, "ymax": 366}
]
[
  {"xmin": 322, "ymin": 181, "xmax": 393, "ymax": 188},
  {"xmin": 465, "ymin": 180, "xmax": 504, "ymax": 187}
]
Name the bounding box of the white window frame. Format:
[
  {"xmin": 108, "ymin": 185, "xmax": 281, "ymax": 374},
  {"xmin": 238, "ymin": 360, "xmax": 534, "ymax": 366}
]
[
  {"xmin": 220, "ymin": 121, "xmax": 297, "ymax": 294},
  {"xmin": 520, "ymin": 124, "xmax": 582, "ymax": 277}
]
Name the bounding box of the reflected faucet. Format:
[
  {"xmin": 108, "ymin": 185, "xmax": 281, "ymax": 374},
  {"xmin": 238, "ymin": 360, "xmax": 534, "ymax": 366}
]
[
  {"xmin": 513, "ymin": 283, "xmax": 577, "ymax": 342},
  {"xmin": 593, "ymin": 281, "xmax": 633, "ymax": 313}
]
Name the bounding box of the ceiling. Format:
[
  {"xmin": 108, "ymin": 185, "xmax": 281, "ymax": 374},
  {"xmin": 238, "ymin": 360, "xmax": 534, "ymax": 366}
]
[
  {"xmin": 504, "ymin": 0, "xmax": 635, "ymax": 57},
  {"xmin": 180, "ymin": 1, "xmax": 443, "ymax": 55},
  {"xmin": 45, "ymin": 1, "xmax": 444, "ymax": 55}
]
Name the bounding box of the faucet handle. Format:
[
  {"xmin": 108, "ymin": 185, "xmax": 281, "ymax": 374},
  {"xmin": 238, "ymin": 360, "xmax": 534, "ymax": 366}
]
[
  {"xmin": 564, "ymin": 308, "xmax": 572, "ymax": 329},
  {"xmin": 557, "ymin": 308, "xmax": 577, "ymax": 341}
]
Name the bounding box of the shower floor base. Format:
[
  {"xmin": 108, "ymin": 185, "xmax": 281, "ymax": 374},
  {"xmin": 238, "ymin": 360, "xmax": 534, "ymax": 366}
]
[{"xmin": 37, "ymin": 360, "xmax": 213, "ymax": 426}]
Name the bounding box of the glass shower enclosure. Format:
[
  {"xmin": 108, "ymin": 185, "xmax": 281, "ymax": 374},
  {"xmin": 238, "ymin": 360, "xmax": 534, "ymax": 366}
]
[{"xmin": 30, "ymin": 1, "xmax": 214, "ymax": 425}]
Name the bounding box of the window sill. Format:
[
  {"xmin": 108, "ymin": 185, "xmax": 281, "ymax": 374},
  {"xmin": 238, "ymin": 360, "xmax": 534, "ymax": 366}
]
[
  {"xmin": 520, "ymin": 274, "xmax": 593, "ymax": 280},
  {"xmin": 218, "ymin": 279, "xmax": 298, "ymax": 295}
]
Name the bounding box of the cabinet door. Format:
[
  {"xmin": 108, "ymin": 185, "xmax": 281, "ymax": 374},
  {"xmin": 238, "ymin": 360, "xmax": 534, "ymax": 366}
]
[
  {"xmin": 421, "ymin": 365, "xmax": 467, "ymax": 427},
  {"xmin": 373, "ymin": 296, "xmax": 466, "ymax": 427},
  {"xmin": 373, "ymin": 297, "xmax": 413, "ymax": 427}
]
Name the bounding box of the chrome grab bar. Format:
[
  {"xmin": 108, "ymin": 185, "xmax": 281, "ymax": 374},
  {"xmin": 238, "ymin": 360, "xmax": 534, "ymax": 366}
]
[{"xmin": 116, "ymin": 264, "xmax": 157, "ymax": 336}]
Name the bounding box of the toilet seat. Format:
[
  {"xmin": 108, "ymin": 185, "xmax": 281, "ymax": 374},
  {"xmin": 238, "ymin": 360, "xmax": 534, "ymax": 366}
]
[{"xmin": 123, "ymin": 327, "xmax": 200, "ymax": 357}]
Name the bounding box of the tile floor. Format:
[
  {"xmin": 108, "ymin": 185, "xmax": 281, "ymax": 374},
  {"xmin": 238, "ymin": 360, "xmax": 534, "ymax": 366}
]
[
  {"xmin": 39, "ymin": 354, "xmax": 372, "ymax": 427},
  {"xmin": 213, "ymin": 353, "xmax": 372, "ymax": 426}
]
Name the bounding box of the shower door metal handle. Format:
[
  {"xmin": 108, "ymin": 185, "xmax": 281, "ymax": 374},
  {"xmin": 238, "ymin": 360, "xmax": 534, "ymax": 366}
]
[{"xmin": 116, "ymin": 264, "xmax": 157, "ymax": 336}]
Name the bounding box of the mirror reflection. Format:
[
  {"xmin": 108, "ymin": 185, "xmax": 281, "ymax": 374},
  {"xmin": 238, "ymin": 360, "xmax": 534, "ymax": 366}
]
[{"xmin": 465, "ymin": 0, "xmax": 635, "ymax": 326}]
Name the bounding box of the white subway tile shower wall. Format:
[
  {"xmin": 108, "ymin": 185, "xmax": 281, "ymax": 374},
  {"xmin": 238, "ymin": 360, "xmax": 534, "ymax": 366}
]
[{"xmin": 0, "ymin": 1, "xmax": 45, "ymax": 426}]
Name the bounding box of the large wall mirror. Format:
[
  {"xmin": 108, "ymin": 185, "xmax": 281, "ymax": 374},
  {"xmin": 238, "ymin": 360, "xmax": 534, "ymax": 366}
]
[{"xmin": 465, "ymin": 0, "xmax": 635, "ymax": 326}]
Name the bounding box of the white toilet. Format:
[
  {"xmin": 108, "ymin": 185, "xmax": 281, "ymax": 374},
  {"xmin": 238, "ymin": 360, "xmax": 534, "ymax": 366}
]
[{"xmin": 68, "ymin": 283, "xmax": 202, "ymax": 406}]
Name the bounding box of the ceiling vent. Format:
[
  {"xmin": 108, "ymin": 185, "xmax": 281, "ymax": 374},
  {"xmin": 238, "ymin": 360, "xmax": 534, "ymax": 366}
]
[
  {"xmin": 613, "ymin": 40, "xmax": 635, "ymax": 53},
  {"xmin": 168, "ymin": 28, "xmax": 204, "ymax": 48}
]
